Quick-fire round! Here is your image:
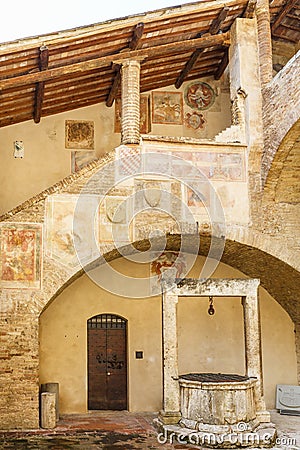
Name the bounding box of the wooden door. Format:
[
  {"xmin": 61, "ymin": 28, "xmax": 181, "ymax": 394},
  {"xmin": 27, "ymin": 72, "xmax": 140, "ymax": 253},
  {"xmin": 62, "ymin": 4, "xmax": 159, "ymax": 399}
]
[{"xmin": 88, "ymin": 314, "xmax": 127, "ymax": 410}]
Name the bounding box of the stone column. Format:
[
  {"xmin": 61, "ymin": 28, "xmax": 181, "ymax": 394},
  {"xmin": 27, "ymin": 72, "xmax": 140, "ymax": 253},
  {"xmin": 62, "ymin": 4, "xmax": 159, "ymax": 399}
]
[
  {"xmin": 40, "ymin": 392, "xmax": 56, "ymax": 429},
  {"xmin": 229, "ymin": 18, "xmax": 263, "ymax": 150},
  {"xmin": 243, "ymin": 291, "xmax": 270, "ymax": 422},
  {"xmin": 256, "ymin": 0, "xmax": 273, "ymax": 86},
  {"xmin": 229, "ymin": 18, "xmax": 264, "ymax": 226},
  {"xmin": 121, "ymin": 59, "xmax": 140, "ymax": 144},
  {"xmin": 41, "ymin": 382, "xmax": 59, "ymax": 420},
  {"xmin": 159, "ymin": 291, "xmax": 181, "ymax": 424}
]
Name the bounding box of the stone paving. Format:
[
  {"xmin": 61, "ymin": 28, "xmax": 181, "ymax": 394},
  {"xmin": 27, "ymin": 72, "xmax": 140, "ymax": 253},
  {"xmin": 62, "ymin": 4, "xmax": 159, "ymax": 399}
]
[{"xmin": 0, "ymin": 410, "xmax": 299, "ymax": 449}]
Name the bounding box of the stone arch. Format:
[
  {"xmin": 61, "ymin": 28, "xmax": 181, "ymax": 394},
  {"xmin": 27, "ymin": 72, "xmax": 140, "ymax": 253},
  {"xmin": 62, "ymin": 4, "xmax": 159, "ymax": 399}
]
[
  {"xmin": 40, "ymin": 234, "xmax": 300, "ymax": 325},
  {"xmin": 261, "ymin": 50, "xmax": 300, "ymax": 186},
  {"xmin": 263, "ymin": 119, "xmax": 300, "ymax": 203},
  {"xmin": 38, "ymin": 233, "xmax": 300, "ymax": 389}
]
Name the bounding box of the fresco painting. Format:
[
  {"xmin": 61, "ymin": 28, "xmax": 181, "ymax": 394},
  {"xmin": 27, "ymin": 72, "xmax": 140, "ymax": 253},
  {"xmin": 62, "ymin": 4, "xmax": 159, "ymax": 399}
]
[
  {"xmin": 71, "ymin": 151, "xmax": 97, "ymax": 172},
  {"xmin": 150, "ymin": 251, "xmax": 187, "ymax": 294},
  {"xmin": 45, "ymin": 195, "xmax": 99, "ymax": 267},
  {"xmin": 99, "ymin": 195, "xmax": 132, "ymax": 245},
  {"xmin": 152, "ymin": 91, "xmax": 183, "ymax": 124},
  {"xmin": 187, "ymin": 182, "xmax": 210, "ymax": 208},
  {"xmin": 65, "ymin": 120, "xmax": 95, "ymax": 149},
  {"xmin": 0, "ymin": 223, "xmax": 42, "ymax": 289},
  {"xmin": 184, "ymin": 82, "xmax": 215, "ymax": 110}
]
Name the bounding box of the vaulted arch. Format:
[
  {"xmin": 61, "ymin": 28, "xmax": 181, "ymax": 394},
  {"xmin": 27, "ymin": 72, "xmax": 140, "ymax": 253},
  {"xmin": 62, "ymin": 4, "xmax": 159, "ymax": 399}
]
[{"xmin": 42, "ymin": 234, "xmax": 300, "ymax": 324}]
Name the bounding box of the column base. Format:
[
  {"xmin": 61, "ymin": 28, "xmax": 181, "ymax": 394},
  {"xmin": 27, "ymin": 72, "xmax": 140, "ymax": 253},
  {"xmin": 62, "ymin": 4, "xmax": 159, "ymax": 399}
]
[
  {"xmin": 158, "ymin": 410, "xmax": 181, "ymax": 425},
  {"xmin": 256, "ymin": 410, "xmax": 271, "ymax": 423}
]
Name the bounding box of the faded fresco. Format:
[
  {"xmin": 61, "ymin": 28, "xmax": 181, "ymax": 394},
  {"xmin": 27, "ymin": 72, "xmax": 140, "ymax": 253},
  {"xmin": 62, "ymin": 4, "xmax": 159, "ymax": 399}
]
[
  {"xmin": 99, "ymin": 195, "xmax": 132, "ymax": 245},
  {"xmin": 152, "ymin": 91, "xmax": 183, "ymax": 124},
  {"xmin": 143, "ymin": 146, "xmax": 245, "ymax": 182},
  {"xmin": 116, "ymin": 145, "xmax": 142, "ymax": 177},
  {"xmin": 65, "ymin": 120, "xmax": 95, "ymax": 150},
  {"xmin": 184, "ymin": 111, "xmax": 206, "ymax": 130},
  {"xmin": 172, "ymin": 151, "xmax": 196, "ymax": 179},
  {"xmin": 192, "ymin": 151, "xmax": 245, "ymax": 181},
  {"xmin": 143, "ymin": 148, "xmax": 172, "ymax": 175},
  {"xmin": 115, "ymin": 95, "xmax": 150, "ymax": 134},
  {"xmin": 134, "ymin": 179, "xmax": 171, "ymax": 210},
  {"xmin": 45, "ymin": 194, "xmax": 99, "ymax": 267},
  {"xmin": 187, "ymin": 182, "xmax": 210, "ymax": 208},
  {"xmin": 184, "ymin": 82, "xmax": 215, "ymax": 110},
  {"xmin": 134, "ymin": 178, "xmax": 182, "ymax": 223},
  {"xmin": 71, "ymin": 150, "xmax": 97, "ymax": 172},
  {"xmin": 150, "ymin": 251, "xmax": 187, "ymax": 294},
  {"xmin": 0, "ymin": 223, "xmax": 42, "ymax": 289}
]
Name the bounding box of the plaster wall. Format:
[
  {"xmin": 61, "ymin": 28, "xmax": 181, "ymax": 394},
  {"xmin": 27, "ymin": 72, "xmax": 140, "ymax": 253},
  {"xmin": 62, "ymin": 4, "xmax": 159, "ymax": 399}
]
[
  {"xmin": 39, "ymin": 256, "xmax": 297, "ymax": 414},
  {"xmin": 0, "ymin": 76, "xmax": 230, "ymax": 215},
  {"xmin": 0, "ymin": 105, "xmax": 118, "ymax": 215}
]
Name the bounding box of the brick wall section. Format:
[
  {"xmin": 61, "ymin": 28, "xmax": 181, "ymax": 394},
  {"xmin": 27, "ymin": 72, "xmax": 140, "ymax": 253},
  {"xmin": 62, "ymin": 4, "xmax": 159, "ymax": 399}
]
[
  {"xmin": 261, "ymin": 50, "xmax": 300, "ymax": 186},
  {"xmin": 0, "ymin": 308, "xmax": 39, "ymax": 429},
  {"xmin": 121, "ymin": 60, "xmax": 140, "ymax": 144}
]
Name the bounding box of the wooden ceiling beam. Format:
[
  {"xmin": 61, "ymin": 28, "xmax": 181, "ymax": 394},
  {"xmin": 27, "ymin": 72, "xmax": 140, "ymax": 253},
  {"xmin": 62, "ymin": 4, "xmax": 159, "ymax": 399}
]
[
  {"xmin": 106, "ymin": 22, "xmax": 144, "ymax": 107},
  {"xmin": 286, "ymin": 12, "xmax": 300, "ymax": 20},
  {"xmin": 271, "ymin": 0, "xmax": 298, "ymax": 31},
  {"xmin": 243, "ymin": 0, "xmax": 257, "ymax": 18},
  {"xmin": 175, "ymin": 7, "xmax": 229, "ymax": 89},
  {"xmin": 34, "ymin": 46, "xmax": 49, "ymax": 123},
  {"xmin": 280, "ymin": 22, "xmax": 300, "ymax": 31},
  {"xmin": 143, "ymin": 51, "xmax": 224, "ymax": 76},
  {"xmin": 272, "ymin": 31, "xmax": 298, "ymax": 42},
  {"xmin": 106, "ymin": 65, "xmax": 121, "ymax": 107},
  {"xmin": 0, "ymin": 32, "xmax": 230, "ymax": 90},
  {"xmin": 209, "ymin": 6, "xmax": 230, "ymax": 34},
  {"xmin": 214, "ymin": 48, "xmax": 229, "ymax": 79},
  {"xmin": 129, "ymin": 22, "xmax": 145, "ymax": 50},
  {"xmin": 175, "ymin": 48, "xmax": 203, "ymax": 89}
]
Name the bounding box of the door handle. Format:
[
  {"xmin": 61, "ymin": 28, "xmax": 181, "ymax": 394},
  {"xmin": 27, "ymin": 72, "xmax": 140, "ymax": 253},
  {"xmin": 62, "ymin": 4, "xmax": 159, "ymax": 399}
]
[{"xmin": 107, "ymin": 372, "xmax": 111, "ymax": 376}]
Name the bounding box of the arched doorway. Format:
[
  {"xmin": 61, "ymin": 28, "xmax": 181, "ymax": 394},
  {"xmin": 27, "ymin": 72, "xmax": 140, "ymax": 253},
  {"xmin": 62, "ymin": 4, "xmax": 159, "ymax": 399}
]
[{"xmin": 87, "ymin": 314, "xmax": 128, "ymax": 410}]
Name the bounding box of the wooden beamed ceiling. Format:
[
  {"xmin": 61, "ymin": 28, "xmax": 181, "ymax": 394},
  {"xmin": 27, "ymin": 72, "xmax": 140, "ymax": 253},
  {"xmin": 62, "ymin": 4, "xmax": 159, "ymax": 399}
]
[
  {"xmin": 270, "ymin": 0, "xmax": 300, "ymax": 42},
  {"xmin": 175, "ymin": 6, "xmax": 230, "ymax": 89},
  {"xmin": 106, "ymin": 22, "xmax": 145, "ymax": 107},
  {"xmin": 0, "ymin": 0, "xmax": 299, "ymax": 128}
]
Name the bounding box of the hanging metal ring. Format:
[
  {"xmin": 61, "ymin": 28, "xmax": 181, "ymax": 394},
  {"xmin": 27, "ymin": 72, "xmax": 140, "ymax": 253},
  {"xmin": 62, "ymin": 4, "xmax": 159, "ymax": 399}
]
[{"xmin": 208, "ymin": 296, "xmax": 215, "ymax": 315}]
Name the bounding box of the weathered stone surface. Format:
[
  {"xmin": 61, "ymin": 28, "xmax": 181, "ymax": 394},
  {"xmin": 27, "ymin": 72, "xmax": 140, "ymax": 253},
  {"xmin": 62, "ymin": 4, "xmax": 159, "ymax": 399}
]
[
  {"xmin": 261, "ymin": 51, "xmax": 300, "ymax": 186},
  {"xmin": 40, "ymin": 392, "xmax": 56, "ymax": 429},
  {"xmin": 179, "ymin": 377, "xmax": 257, "ymax": 427},
  {"xmin": 41, "ymin": 383, "xmax": 59, "ymax": 421}
]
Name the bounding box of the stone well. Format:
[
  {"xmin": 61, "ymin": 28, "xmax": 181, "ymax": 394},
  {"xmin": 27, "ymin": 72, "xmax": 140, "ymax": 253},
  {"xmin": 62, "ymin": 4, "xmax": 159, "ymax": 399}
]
[{"xmin": 179, "ymin": 373, "xmax": 259, "ymax": 433}]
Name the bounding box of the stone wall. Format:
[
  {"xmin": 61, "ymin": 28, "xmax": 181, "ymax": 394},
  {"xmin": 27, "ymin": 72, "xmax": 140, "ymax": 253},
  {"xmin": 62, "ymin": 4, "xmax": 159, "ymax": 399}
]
[{"xmin": 261, "ymin": 50, "xmax": 300, "ymax": 186}]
